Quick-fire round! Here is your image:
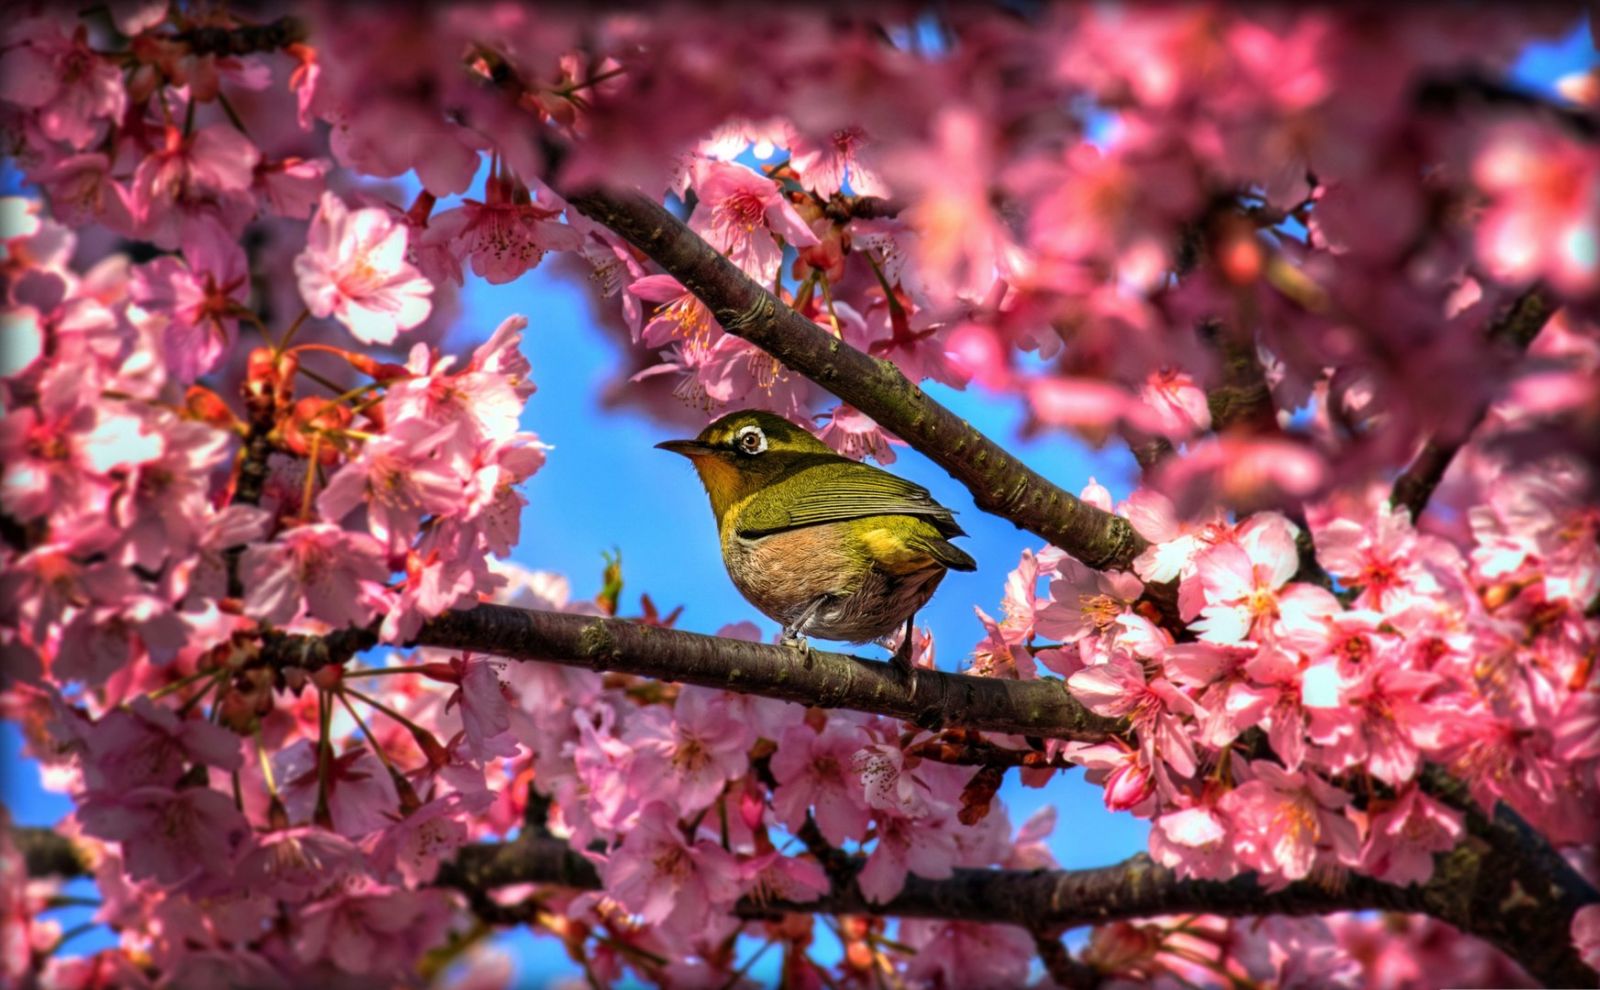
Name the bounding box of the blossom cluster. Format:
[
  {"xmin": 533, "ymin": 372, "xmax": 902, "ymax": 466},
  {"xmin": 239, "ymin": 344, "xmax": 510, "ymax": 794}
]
[
  {"xmin": 2, "ymin": 2, "xmax": 1597, "ymax": 988},
  {"xmin": 971, "ymin": 463, "xmax": 1598, "ymax": 898}
]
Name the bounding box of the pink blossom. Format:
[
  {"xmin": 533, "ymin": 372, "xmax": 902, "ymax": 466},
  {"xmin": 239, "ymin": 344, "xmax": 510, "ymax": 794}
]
[
  {"xmin": 855, "ymin": 808, "xmax": 959, "ymax": 903},
  {"xmin": 0, "ymin": 16, "xmax": 126, "ymax": 149},
  {"xmin": 129, "ymin": 222, "xmax": 250, "ymax": 384},
  {"xmin": 852, "ymin": 742, "xmax": 937, "ymax": 819},
  {"xmin": 82, "ymin": 696, "xmax": 241, "ymax": 792},
  {"xmin": 1574, "ymin": 904, "xmax": 1600, "ymax": 972},
  {"xmin": 630, "ymin": 273, "xmax": 721, "ymax": 354},
  {"xmin": 602, "ymin": 804, "xmax": 743, "ymax": 939},
  {"xmin": 429, "ymin": 166, "xmax": 582, "ymax": 284},
  {"xmin": 315, "ymin": 422, "xmax": 466, "ymax": 552},
  {"xmin": 1069, "ymin": 653, "xmax": 1202, "ymax": 778},
  {"xmin": 294, "ymin": 191, "xmax": 434, "ymax": 344},
  {"xmin": 741, "ymin": 851, "xmax": 829, "ymax": 906},
  {"xmin": 1004, "ymin": 806, "xmax": 1059, "ymax": 870},
  {"xmin": 1469, "ymin": 456, "xmax": 1600, "ymax": 608},
  {"xmin": 0, "ymin": 360, "xmax": 122, "ymax": 525},
  {"xmin": 557, "ymin": 704, "xmax": 641, "ymax": 845},
  {"xmin": 852, "ymin": 290, "xmax": 970, "ymax": 391},
  {"xmin": 1037, "ymin": 557, "xmax": 1144, "ymax": 643},
  {"xmin": 1138, "ymin": 368, "xmax": 1213, "ymax": 439},
  {"xmin": 232, "ymin": 827, "xmax": 364, "ymax": 906},
  {"xmin": 1219, "ymin": 761, "xmax": 1362, "ymax": 887},
  {"xmin": 1473, "ymin": 122, "xmax": 1600, "ymax": 297},
  {"xmin": 55, "ymin": 595, "xmax": 188, "ymax": 685},
  {"xmin": 1154, "ymin": 436, "xmax": 1327, "ymax": 517},
  {"xmin": 792, "ymin": 125, "xmax": 888, "ymax": 199},
  {"xmin": 127, "ymin": 125, "xmax": 260, "ymax": 248},
  {"xmin": 27, "ymin": 152, "xmax": 135, "ymax": 232},
  {"xmin": 1027, "ymin": 375, "xmax": 1140, "ymax": 439},
  {"xmin": 108, "ymin": 412, "xmax": 235, "ymax": 572},
  {"xmin": 1359, "ymin": 787, "xmax": 1463, "ymax": 886},
  {"xmin": 256, "ymin": 157, "xmax": 329, "ymax": 220},
  {"xmin": 624, "ymin": 686, "xmax": 752, "ymax": 814},
  {"xmin": 1150, "ymin": 805, "xmax": 1238, "ymax": 880},
  {"xmin": 1127, "ymin": 489, "xmax": 1229, "ymax": 586},
  {"xmin": 1071, "ymin": 741, "xmax": 1158, "ymax": 813},
  {"xmin": 240, "ymin": 523, "xmax": 390, "ymax": 629},
  {"xmin": 1187, "ymin": 513, "xmax": 1337, "ymax": 644},
  {"xmin": 383, "ymin": 326, "xmax": 529, "ymax": 447},
  {"xmin": 770, "ymin": 722, "xmax": 873, "ymax": 845},
  {"xmin": 275, "ymin": 739, "xmax": 399, "ymax": 839},
  {"xmin": 1313, "ymin": 499, "xmax": 1459, "ymax": 617},
  {"xmin": 1315, "ymin": 658, "xmax": 1444, "ymax": 786},
  {"xmin": 173, "ymin": 503, "xmax": 272, "ymax": 606},
  {"xmin": 884, "ymin": 106, "xmax": 1024, "ymax": 303},
  {"xmin": 77, "ymin": 785, "xmax": 248, "ymax": 886},
  {"xmin": 814, "ymin": 404, "xmax": 903, "ymax": 465},
  {"xmin": 900, "ymin": 920, "xmax": 1036, "ymax": 989},
  {"xmin": 688, "ymin": 160, "xmax": 818, "ymax": 282},
  {"xmin": 431, "ymin": 654, "xmax": 520, "ymax": 764},
  {"xmin": 293, "ymin": 882, "xmax": 453, "ymax": 975},
  {"xmin": 368, "ymin": 793, "xmax": 476, "ymax": 885}
]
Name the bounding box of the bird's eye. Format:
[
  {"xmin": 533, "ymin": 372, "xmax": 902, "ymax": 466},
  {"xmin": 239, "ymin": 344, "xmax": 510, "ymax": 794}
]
[{"xmin": 735, "ymin": 425, "xmax": 767, "ymax": 455}]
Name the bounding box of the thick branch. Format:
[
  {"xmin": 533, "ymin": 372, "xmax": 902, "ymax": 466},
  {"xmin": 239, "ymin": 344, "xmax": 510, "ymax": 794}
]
[
  {"xmin": 170, "ymin": 16, "xmax": 308, "ymax": 56},
  {"xmin": 1416, "ymin": 71, "xmax": 1600, "ymax": 139},
  {"xmin": 21, "ymin": 821, "xmax": 1588, "ymax": 984},
  {"xmin": 12, "ymin": 825, "xmax": 89, "ymax": 879},
  {"xmin": 1390, "ymin": 287, "xmax": 1554, "ymax": 519},
  {"xmin": 563, "ymin": 185, "xmax": 1149, "ymax": 573},
  {"xmin": 413, "ymin": 603, "xmax": 1122, "ymax": 741}
]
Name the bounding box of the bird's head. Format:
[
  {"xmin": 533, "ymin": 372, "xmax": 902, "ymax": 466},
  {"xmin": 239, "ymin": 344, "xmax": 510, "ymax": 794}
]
[{"xmin": 656, "ymin": 410, "xmax": 833, "ymax": 520}]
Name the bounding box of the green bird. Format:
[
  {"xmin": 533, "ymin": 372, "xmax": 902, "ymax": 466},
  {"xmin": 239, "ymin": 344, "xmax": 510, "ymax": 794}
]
[{"xmin": 657, "ymin": 409, "xmax": 976, "ymax": 667}]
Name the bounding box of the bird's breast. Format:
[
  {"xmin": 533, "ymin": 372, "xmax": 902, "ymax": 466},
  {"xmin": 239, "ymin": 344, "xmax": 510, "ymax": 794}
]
[
  {"xmin": 722, "ymin": 523, "xmax": 864, "ymax": 618},
  {"xmin": 720, "ymin": 521, "xmax": 947, "ymax": 644}
]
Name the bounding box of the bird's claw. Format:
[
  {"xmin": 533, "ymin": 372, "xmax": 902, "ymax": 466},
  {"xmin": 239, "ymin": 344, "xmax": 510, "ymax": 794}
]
[
  {"xmin": 889, "ymin": 633, "xmax": 917, "ymax": 686},
  {"xmin": 780, "ymin": 628, "xmax": 811, "ymax": 657}
]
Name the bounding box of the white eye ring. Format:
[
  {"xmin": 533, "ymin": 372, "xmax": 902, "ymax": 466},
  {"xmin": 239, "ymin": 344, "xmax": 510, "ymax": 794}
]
[{"xmin": 735, "ymin": 425, "xmax": 767, "ymax": 454}]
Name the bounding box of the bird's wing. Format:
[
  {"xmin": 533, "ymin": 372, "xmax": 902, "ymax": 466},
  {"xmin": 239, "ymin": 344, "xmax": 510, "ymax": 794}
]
[{"xmin": 735, "ymin": 458, "xmax": 966, "ymax": 539}]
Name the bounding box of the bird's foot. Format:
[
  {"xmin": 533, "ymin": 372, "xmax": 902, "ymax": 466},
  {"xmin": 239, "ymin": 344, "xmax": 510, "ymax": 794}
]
[
  {"xmin": 780, "ymin": 627, "xmax": 812, "ymax": 658},
  {"xmin": 889, "ymin": 631, "xmax": 917, "ymax": 686}
]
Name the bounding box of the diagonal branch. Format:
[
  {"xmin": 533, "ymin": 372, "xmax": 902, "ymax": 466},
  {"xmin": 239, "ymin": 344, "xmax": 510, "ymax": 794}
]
[
  {"xmin": 17, "ymin": 823, "xmax": 1594, "ymax": 986},
  {"xmin": 562, "ymin": 185, "xmax": 1150, "ymax": 574},
  {"xmin": 1390, "ymin": 287, "xmax": 1554, "ymax": 519}
]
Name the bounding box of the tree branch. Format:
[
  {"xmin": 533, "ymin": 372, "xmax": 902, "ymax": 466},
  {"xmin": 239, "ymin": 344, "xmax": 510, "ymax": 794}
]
[
  {"xmin": 409, "ymin": 603, "xmax": 1123, "ymax": 741},
  {"xmin": 562, "ymin": 185, "xmax": 1150, "ymax": 574},
  {"xmin": 1390, "ymin": 287, "xmax": 1554, "ymax": 519},
  {"xmin": 169, "ymin": 16, "xmax": 308, "ymax": 56},
  {"xmin": 17, "ymin": 822, "xmax": 1592, "ymax": 985},
  {"xmin": 1416, "ymin": 71, "xmax": 1600, "ymax": 139}
]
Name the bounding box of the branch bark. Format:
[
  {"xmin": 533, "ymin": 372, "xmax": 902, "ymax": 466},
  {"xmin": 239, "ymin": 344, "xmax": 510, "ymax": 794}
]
[
  {"xmin": 408, "ymin": 603, "xmax": 1123, "ymax": 741},
  {"xmin": 18, "ymin": 823, "xmax": 1594, "ymax": 986},
  {"xmin": 562, "ymin": 185, "xmax": 1149, "ymax": 574},
  {"xmin": 1390, "ymin": 287, "xmax": 1555, "ymax": 519},
  {"xmin": 170, "ymin": 16, "xmax": 308, "ymax": 56}
]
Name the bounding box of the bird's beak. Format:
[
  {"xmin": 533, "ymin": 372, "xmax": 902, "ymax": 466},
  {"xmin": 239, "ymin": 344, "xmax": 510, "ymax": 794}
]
[{"xmin": 655, "ymin": 439, "xmax": 717, "ymax": 458}]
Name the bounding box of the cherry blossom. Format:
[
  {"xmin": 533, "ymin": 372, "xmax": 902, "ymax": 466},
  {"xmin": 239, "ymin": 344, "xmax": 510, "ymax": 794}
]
[
  {"xmin": 294, "ymin": 191, "xmax": 434, "ymax": 344},
  {"xmin": 2, "ymin": 5, "xmax": 1596, "ymax": 987},
  {"xmin": 688, "ymin": 160, "xmax": 819, "ymax": 282},
  {"xmin": 601, "ymin": 804, "xmax": 743, "ymax": 940}
]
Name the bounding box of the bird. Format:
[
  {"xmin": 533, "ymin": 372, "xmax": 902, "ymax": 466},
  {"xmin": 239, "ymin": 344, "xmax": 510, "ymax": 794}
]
[{"xmin": 657, "ymin": 409, "xmax": 976, "ymax": 669}]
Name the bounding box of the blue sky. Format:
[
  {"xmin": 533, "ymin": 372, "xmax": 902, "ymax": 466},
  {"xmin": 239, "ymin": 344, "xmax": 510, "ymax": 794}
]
[{"xmin": 4, "ymin": 13, "xmax": 1594, "ymax": 988}]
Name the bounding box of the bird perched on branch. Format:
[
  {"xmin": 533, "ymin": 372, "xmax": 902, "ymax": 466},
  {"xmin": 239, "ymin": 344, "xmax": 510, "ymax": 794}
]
[{"xmin": 658, "ymin": 409, "xmax": 976, "ymax": 669}]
